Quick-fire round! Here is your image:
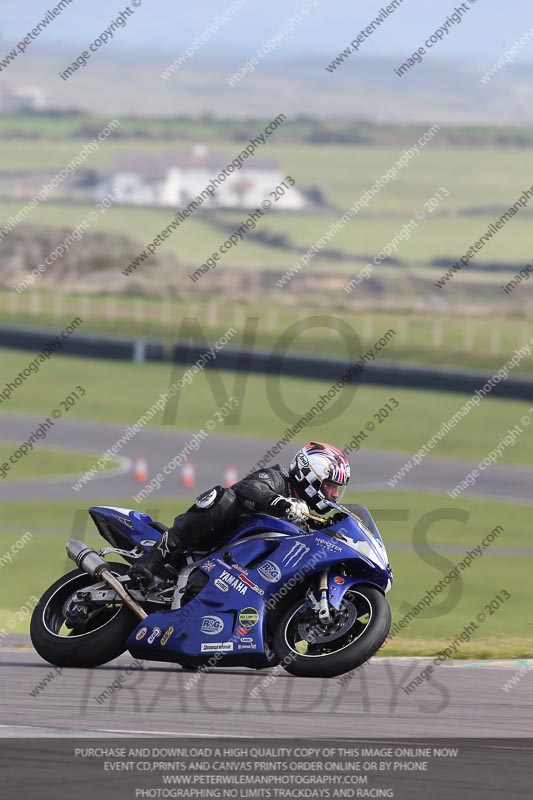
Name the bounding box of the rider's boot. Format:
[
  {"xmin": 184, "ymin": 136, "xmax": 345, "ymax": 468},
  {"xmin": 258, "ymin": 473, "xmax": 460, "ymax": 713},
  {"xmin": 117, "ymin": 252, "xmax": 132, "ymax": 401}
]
[{"xmin": 128, "ymin": 529, "xmax": 183, "ymax": 586}]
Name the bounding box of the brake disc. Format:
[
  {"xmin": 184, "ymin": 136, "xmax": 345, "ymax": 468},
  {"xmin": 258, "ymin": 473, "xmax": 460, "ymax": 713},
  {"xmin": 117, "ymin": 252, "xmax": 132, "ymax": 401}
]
[{"xmin": 296, "ymin": 597, "xmax": 358, "ymax": 644}]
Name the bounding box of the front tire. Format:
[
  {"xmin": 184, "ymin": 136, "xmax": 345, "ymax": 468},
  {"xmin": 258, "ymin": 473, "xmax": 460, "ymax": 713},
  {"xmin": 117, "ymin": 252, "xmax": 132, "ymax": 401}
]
[
  {"xmin": 30, "ymin": 563, "xmax": 138, "ymax": 668},
  {"xmin": 272, "ymin": 584, "xmax": 391, "ymax": 678}
]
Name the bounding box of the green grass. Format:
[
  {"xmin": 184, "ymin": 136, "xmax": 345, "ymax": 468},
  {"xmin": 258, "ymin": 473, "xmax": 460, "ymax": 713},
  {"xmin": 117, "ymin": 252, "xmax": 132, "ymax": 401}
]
[
  {"xmin": 2, "ymin": 133, "xmax": 532, "ymax": 329},
  {"xmin": 1, "ymin": 200, "xmax": 531, "ymax": 274},
  {"xmin": 3, "ymin": 115, "xmax": 533, "ymax": 147},
  {"xmin": 0, "ymin": 444, "xmax": 119, "ymax": 482},
  {"xmin": 0, "ymin": 137, "xmax": 530, "ymax": 214},
  {"xmin": 1, "ymin": 491, "xmax": 530, "ymax": 657},
  {"xmin": 0, "ymin": 348, "xmax": 531, "ymax": 468},
  {"xmin": 1, "ymin": 291, "xmax": 532, "ymax": 375},
  {"xmin": 1, "ymin": 137, "xmax": 532, "ymax": 282}
]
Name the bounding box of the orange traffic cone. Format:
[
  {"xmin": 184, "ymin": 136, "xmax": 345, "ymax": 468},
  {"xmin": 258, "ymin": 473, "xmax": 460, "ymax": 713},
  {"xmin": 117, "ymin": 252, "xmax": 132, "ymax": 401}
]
[
  {"xmin": 134, "ymin": 456, "xmax": 148, "ymax": 483},
  {"xmin": 181, "ymin": 460, "xmax": 195, "ymax": 488},
  {"xmin": 224, "ymin": 464, "xmax": 238, "ymax": 487}
]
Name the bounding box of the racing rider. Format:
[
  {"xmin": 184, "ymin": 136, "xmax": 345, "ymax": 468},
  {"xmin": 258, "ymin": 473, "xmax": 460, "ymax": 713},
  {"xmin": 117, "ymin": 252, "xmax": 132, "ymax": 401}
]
[{"xmin": 128, "ymin": 441, "xmax": 350, "ymax": 586}]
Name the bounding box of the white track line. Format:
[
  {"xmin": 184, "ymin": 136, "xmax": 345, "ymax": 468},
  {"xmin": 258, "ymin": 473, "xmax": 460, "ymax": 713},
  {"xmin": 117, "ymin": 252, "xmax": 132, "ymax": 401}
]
[
  {"xmin": 0, "ymin": 723, "xmax": 249, "ymax": 737},
  {"xmin": 0, "ymin": 451, "xmax": 132, "ymax": 486}
]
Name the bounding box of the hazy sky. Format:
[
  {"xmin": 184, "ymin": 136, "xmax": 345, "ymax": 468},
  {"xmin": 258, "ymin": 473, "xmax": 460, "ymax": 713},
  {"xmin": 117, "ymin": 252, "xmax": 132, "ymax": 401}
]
[{"xmin": 2, "ymin": 0, "xmax": 533, "ymax": 63}]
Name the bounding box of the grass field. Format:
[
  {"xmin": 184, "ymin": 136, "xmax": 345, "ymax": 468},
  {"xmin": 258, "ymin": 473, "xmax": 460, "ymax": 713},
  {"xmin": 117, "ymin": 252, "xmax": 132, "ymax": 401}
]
[
  {"xmin": 0, "ymin": 137, "xmax": 530, "ymax": 215},
  {"xmin": 2, "ymin": 291, "xmax": 533, "ymax": 375},
  {"xmin": 2, "ymin": 124, "xmax": 532, "ymax": 357},
  {"xmin": 1, "ymin": 134, "xmax": 532, "ymax": 289},
  {"xmin": 0, "ymin": 348, "xmax": 531, "ymax": 468},
  {"xmin": 3, "ymin": 115, "xmax": 533, "ymax": 146},
  {"xmin": 0, "ymin": 444, "xmax": 118, "ymax": 482},
  {"xmin": 1, "ymin": 201, "xmax": 531, "ymax": 276},
  {"xmin": 1, "ymin": 491, "xmax": 530, "ymax": 658}
]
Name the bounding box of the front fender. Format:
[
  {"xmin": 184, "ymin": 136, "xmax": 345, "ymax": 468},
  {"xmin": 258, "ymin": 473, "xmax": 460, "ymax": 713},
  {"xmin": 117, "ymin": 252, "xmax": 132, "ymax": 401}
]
[{"xmin": 327, "ymin": 571, "xmax": 391, "ymax": 610}]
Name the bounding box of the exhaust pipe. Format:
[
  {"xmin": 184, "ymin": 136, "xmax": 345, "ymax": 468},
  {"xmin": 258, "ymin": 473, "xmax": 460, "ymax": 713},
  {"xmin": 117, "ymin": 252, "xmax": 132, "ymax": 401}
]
[
  {"xmin": 67, "ymin": 539, "xmax": 147, "ymax": 621},
  {"xmin": 67, "ymin": 539, "xmax": 109, "ymax": 579}
]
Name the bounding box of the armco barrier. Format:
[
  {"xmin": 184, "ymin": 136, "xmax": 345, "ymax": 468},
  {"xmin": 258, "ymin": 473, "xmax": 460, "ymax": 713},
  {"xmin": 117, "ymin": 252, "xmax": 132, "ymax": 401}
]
[
  {"xmin": 1, "ymin": 325, "xmax": 532, "ymax": 400},
  {"xmin": 0, "ymin": 325, "xmax": 165, "ymax": 362}
]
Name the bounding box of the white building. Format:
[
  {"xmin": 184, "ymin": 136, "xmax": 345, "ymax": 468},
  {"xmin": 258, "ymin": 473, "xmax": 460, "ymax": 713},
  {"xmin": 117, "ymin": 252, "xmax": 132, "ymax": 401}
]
[
  {"xmin": 0, "ymin": 85, "xmax": 45, "ymax": 112},
  {"xmin": 94, "ymin": 146, "xmax": 307, "ymax": 211}
]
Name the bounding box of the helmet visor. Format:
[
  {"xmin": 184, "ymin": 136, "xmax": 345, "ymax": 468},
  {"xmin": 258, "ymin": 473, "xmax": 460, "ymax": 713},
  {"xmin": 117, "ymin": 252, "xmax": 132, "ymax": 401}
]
[{"xmin": 321, "ymin": 480, "xmax": 347, "ymax": 504}]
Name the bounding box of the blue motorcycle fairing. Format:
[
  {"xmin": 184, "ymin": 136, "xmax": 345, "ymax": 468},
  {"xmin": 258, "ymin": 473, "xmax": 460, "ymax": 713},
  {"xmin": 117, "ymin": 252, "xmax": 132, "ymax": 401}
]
[
  {"xmin": 326, "ymin": 570, "xmax": 391, "ymax": 611},
  {"xmin": 127, "ymin": 597, "xmax": 271, "ymax": 668},
  {"xmin": 225, "ymin": 513, "xmax": 305, "ymax": 541},
  {"xmin": 125, "ymin": 514, "xmax": 391, "ymax": 666},
  {"xmin": 89, "ymin": 506, "xmax": 164, "ymax": 551}
]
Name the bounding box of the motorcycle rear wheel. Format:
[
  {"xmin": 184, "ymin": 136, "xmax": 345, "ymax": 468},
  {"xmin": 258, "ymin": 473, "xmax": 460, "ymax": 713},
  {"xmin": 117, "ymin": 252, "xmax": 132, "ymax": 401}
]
[{"xmin": 30, "ymin": 563, "xmax": 138, "ymax": 668}]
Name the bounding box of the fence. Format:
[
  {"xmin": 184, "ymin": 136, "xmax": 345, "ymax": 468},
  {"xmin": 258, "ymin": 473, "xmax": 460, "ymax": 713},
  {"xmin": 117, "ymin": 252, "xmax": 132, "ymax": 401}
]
[
  {"xmin": 0, "ymin": 289, "xmax": 530, "ymax": 356},
  {"xmin": 1, "ymin": 323, "xmax": 533, "ymax": 401}
]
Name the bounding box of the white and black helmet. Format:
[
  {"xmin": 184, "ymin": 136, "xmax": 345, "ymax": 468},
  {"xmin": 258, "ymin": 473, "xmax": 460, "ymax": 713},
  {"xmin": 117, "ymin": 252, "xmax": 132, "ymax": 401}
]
[{"xmin": 288, "ymin": 441, "xmax": 350, "ymax": 512}]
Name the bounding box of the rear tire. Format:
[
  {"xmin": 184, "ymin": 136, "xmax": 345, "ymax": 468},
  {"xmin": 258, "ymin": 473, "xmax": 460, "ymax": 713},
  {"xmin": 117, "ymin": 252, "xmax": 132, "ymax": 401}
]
[
  {"xmin": 272, "ymin": 584, "xmax": 391, "ymax": 678},
  {"xmin": 30, "ymin": 563, "xmax": 138, "ymax": 668}
]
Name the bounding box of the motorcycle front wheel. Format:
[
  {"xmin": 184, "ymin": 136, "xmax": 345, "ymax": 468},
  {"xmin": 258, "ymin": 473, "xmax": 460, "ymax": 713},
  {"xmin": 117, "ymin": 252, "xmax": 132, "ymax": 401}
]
[
  {"xmin": 30, "ymin": 562, "xmax": 137, "ymax": 668},
  {"xmin": 272, "ymin": 584, "xmax": 391, "ymax": 678}
]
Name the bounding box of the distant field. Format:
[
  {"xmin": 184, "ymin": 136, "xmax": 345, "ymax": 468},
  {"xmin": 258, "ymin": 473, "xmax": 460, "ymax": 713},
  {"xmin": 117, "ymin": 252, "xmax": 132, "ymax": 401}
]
[
  {"xmin": 2, "ymin": 123, "xmax": 532, "ymax": 367},
  {"xmin": 1, "ymin": 134, "xmax": 532, "ymax": 310},
  {"xmin": 3, "ymin": 115, "xmax": 533, "ymax": 146},
  {"xmin": 1, "ymin": 139, "xmax": 531, "ymax": 215},
  {"xmin": 1, "ymin": 199, "xmax": 531, "ymax": 273},
  {"xmin": 1, "ymin": 491, "xmax": 530, "ymax": 658},
  {"xmin": 0, "ymin": 348, "xmax": 532, "ymax": 468}
]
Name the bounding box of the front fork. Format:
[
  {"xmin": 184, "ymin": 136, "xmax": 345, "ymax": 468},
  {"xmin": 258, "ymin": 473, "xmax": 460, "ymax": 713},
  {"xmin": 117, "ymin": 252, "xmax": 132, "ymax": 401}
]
[
  {"xmin": 308, "ymin": 569, "xmax": 332, "ymax": 624},
  {"xmin": 309, "ymin": 568, "xmax": 387, "ymax": 623},
  {"xmin": 318, "ymin": 568, "xmax": 331, "ymax": 623}
]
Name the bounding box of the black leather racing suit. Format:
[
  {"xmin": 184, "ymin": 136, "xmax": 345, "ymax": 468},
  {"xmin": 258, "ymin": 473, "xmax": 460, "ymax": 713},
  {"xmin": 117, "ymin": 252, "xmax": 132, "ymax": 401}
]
[{"xmin": 163, "ymin": 464, "xmax": 305, "ymax": 559}]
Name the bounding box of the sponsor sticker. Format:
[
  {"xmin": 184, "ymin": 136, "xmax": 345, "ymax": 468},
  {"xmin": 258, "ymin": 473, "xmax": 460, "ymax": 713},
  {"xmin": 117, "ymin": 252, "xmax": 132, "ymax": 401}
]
[
  {"xmin": 214, "ymin": 578, "xmax": 229, "ymax": 592},
  {"xmin": 202, "ymin": 560, "xmax": 215, "ymax": 572},
  {"xmin": 219, "ymin": 570, "xmax": 248, "ymax": 595},
  {"xmin": 200, "ymin": 615, "xmax": 224, "ymax": 635},
  {"xmin": 135, "ymin": 626, "xmax": 148, "ymax": 641},
  {"xmin": 230, "ymin": 562, "xmax": 248, "ymax": 575},
  {"xmin": 200, "ymin": 642, "xmax": 233, "ymax": 653},
  {"xmin": 238, "ymin": 607, "xmax": 259, "ymax": 628},
  {"xmin": 236, "ymin": 626, "xmax": 248, "ymax": 635},
  {"xmin": 196, "ymin": 488, "xmax": 218, "ymax": 509},
  {"xmin": 282, "ymin": 542, "xmax": 310, "ymax": 567},
  {"xmin": 258, "ymin": 560, "xmax": 281, "ymax": 583},
  {"xmin": 316, "ymin": 536, "xmax": 342, "ymax": 553},
  {"xmin": 238, "ymin": 642, "xmax": 257, "ymax": 650},
  {"xmin": 115, "ymin": 515, "xmax": 134, "ymax": 529},
  {"xmin": 238, "ymin": 574, "xmax": 264, "ymax": 596},
  {"xmin": 148, "ymin": 626, "xmax": 162, "ymax": 644},
  {"xmin": 334, "ymin": 576, "xmax": 345, "ymax": 585},
  {"xmin": 161, "ymin": 626, "xmax": 174, "ymax": 646},
  {"xmin": 240, "ymin": 636, "xmax": 253, "ymax": 643},
  {"xmin": 140, "ymin": 539, "xmax": 157, "ymax": 546}
]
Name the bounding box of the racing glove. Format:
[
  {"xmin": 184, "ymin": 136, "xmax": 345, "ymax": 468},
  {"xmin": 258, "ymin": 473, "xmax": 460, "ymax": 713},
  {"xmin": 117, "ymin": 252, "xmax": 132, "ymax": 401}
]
[
  {"xmin": 285, "ymin": 498, "xmax": 310, "ymax": 523},
  {"xmin": 270, "ymin": 495, "xmax": 309, "ymax": 523}
]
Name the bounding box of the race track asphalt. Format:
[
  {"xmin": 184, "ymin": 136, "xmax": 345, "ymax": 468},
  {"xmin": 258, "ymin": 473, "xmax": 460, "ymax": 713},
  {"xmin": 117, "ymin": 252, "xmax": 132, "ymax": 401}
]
[
  {"xmin": 0, "ymin": 413, "xmax": 532, "ymax": 505},
  {"xmin": 1, "ymin": 644, "xmax": 531, "ymax": 738}
]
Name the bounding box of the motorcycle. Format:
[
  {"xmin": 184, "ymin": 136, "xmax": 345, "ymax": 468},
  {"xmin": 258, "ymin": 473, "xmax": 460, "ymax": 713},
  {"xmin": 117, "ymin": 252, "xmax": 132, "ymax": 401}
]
[{"xmin": 30, "ymin": 501, "xmax": 393, "ymax": 679}]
